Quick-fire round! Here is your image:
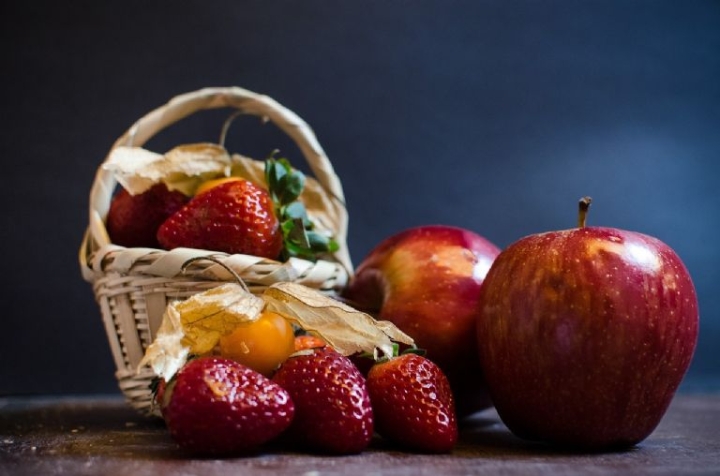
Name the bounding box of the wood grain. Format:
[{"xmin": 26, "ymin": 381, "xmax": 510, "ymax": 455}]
[{"xmin": 1, "ymin": 394, "xmax": 718, "ymax": 475}]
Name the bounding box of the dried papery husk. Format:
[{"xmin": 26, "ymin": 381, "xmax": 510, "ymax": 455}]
[
  {"xmin": 138, "ymin": 283, "xmax": 264, "ymax": 381},
  {"xmin": 176, "ymin": 283, "xmax": 264, "ymax": 353},
  {"xmin": 139, "ymin": 280, "xmax": 415, "ymax": 382},
  {"xmin": 136, "ymin": 305, "xmax": 188, "ymax": 382},
  {"xmin": 263, "ymin": 282, "xmax": 414, "ymax": 359},
  {"xmin": 102, "ymin": 143, "xmax": 232, "ymax": 196}
]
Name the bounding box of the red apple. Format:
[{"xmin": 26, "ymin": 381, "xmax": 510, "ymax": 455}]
[
  {"xmin": 342, "ymin": 225, "xmax": 501, "ymax": 416},
  {"xmin": 476, "ymin": 198, "xmax": 699, "ymax": 449}
]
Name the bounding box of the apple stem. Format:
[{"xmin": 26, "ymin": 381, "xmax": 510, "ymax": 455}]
[{"xmin": 578, "ymin": 196, "xmax": 592, "ymax": 228}]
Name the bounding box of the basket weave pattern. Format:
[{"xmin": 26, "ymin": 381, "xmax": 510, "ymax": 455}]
[{"xmin": 80, "ymin": 87, "xmax": 351, "ymax": 415}]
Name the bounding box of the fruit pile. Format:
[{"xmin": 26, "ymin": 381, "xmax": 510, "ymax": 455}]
[
  {"xmin": 155, "ymin": 346, "xmax": 457, "ymax": 456},
  {"xmin": 106, "ymin": 146, "xmax": 337, "ymax": 262},
  {"xmin": 105, "ymin": 144, "xmax": 460, "ymax": 455},
  {"xmin": 142, "ymin": 274, "xmax": 457, "ymax": 456},
  {"xmin": 107, "ymin": 136, "xmax": 698, "ymax": 455}
]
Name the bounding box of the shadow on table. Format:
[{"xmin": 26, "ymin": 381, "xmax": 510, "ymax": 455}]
[{"xmin": 453, "ymin": 408, "xmax": 643, "ymax": 459}]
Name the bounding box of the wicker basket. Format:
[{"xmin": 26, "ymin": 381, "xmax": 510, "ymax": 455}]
[{"xmin": 79, "ymin": 87, "xmax": 352, "ymax": 415}]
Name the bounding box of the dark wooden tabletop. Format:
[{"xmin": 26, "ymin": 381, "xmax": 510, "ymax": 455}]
[{"xmin": 1, "ymin": 393, "xmax": 718, "ymax": 475}]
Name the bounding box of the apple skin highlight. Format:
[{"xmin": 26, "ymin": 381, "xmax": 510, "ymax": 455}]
[{"xmin": 476, "ymin": 225, "xmax": 699, "ymax": 449}]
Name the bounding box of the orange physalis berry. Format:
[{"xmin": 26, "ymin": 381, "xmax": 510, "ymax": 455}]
[{"xmin": 218, "ymin": 311, "xmax": 295, "ymax": 377}]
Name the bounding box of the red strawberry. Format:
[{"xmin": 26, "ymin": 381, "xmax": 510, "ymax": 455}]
[
  {"xmin": 106, "ymin": 183, "xmax": 188, "ymax": 248},
  {"xmin": 272, "ymin": 347, "xmax": 374, "ymax": 454},
  {"xmin": 161, "ymin": 356, "xmax": 294, "ymax": 456},
  {"xmin": 367, "ymin": 352, "xmax": 458, "ymax": 453},
  {"xmin": 157, "ymin": 179, "xmax": 283, "ymax": 259}
]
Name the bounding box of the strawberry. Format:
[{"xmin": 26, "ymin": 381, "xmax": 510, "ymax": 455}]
[
  {"xmin": 271, "ymin": 346, "xmax": 374, "ymax": 454},
  {"xmin": 156, "ymin": 154, "xmax": 339, "ymax": 261},
  {"xmin": 106, "ymin": 183, "xmax": 188, "ymax": 248},
  {"xmin": 156, "ymin": 179, "xmax": 283, "ymax": 259},
  {"xmin": 367, "ymin": 352, "xmax": 458, "ymax": 453},
  {"xmin": 161, "ymin": 356, "xmax": 294, "ymax": 456}
]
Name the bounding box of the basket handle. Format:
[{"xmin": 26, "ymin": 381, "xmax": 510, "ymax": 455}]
[{"xmin": 84, "ymin": 87, "xmax": 351, "ymax": 272}]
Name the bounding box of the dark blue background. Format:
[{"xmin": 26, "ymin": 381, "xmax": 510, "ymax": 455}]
[{"xmin": 2, "ymin": 1, "xmax": 718, "ymax": 394}]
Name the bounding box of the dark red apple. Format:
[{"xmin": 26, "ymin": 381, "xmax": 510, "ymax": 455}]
[
  {"xmin": 476, "ymin": 198, "xmax": 699, "ymax": 449},
  {"xmin": 342, "ymin": 225, "xmax": 501, "ymax": 416}
]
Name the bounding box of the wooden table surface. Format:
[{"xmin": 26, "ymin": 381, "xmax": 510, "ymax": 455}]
[{"xmin": 1, "ymin": 393, "xmax": 718, "ymax": 476}]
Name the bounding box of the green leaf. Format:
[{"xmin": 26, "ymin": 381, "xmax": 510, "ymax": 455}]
[
  {"xmin": 265, "ymin": 152, "xmax": 341, "ymax": 262},
  {"xmin": 283, "ymin": 241, "xmax": 304, "ymax": 259},
  {"xmin": 284, "ymin": 218, "xmax": 310, "ymax": 248},
  {"xmin": 277, "ymin": 171, "xmax": 306, "ymax": 205},
  {"xmin": 306, "ymin": 231, "xmax": 329, "ymax": 251},
  {"xmin": 264, "ymin": 158, "xmax": 286, "ymax": 200},
  {"xmin": 277, "ymin": 157, "xmax": 293, "ymax": 170},
  {"xmin": 399, "ymin": 345, "xmax": 426, "ymax": 356},
  {"xmin": 327, "ymin": 238, "xmax": 339, "ymax": 253},
  {"xmin": 283, "ymin": 202, "xmax": 311, "ymax": 226}
]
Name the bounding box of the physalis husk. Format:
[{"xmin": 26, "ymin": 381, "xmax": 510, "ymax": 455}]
[
  {"xmin": 138, "ymin": 281, "xmax": 414, "ymax": 382},
  {"xmin": 102, "ymin": 143, "xmax": 232, "ymax": 196},
  {"xmin": 263, "ymin": 282, "xmax": 414, "ymax": 359},
  {"xmin": 138, "ymin": 283, "xmax": 264, "ymax": 381}
]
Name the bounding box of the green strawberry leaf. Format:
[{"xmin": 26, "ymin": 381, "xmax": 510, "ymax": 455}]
[
  {"xmin": 400, "ymin": 346, "xmax": 426, "ymax": 357},
  {"xmin": 284, "ymin": 218, "xmax": 310, "ymax": 248},
  {"xmin": 265, "ymin": 152, "xmax": 340, "ymax": 262},
  {"xmin": 264, "ymin": 155, "xmax": 286, "ymax": 199},
  {"xmin": 277, "ymin": 172, "xmax": 305, "ymax": 205},
  {"xmin": 265, "ymin": 153, "xmax": 305, "ymax": 205},
  {"xmin": 307, "ymin": 231, "xmax": 338, "ymax": 252},
  {"xmin": 284, "ymin": 201, "xmax": 311, "ymax": 227}
]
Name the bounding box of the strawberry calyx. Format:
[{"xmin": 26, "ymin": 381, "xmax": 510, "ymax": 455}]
[
  {"xmin": 264, "ymin": 152, "xmax": 339, "ymax": 262},
  {"xmin": 359, "ymin": 343, "xmax": 426, "ymax": 365}
]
